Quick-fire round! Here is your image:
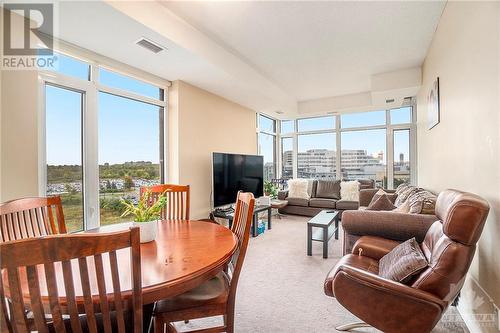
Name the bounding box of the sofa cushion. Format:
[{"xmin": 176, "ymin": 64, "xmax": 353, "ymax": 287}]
[
  {"xmin": 287, "ymin": 179, "xmax": 310, "ymax": 199},
  {"xmin": 407, "ymin": 190, "xmax": 437, "ymax": 215},
  {"xmin": 379, "ymin": 238, "xmax": 428, "ymax": 283},
  {"xmin": 395, "ymin": 183, "xmax": 410, "ymax": 194},
  {"xmin": 366, "ymin": 195, "xmax": 396, "ymax": 211},
  {"xmin": 394, "ymin": 186, "xmax": 420, "ymax": 207},
  {"xmin": 309, "ymin": 198, "xmax": 336, "ymax": 209},
  {"xmin": 370, "ymin": 189, "xmax": 398, "ymax": 205},
  {"xmin": 340, "ymin": 181, "xmax": 360, "ymax": 201},
  {"xmin": 315, "ymin": 180, "xmax": 341, "ymax": 199},
  {"xmin": 286, "ymin": 197, "xmax": 310, "ymax": 207},
  {"xmin": 307, "ymin": 180, "xmax": 317, "ymax": 198},
  {"xmin": 336, "ymin": 199, "xmax": 359, "ymax": 210}
]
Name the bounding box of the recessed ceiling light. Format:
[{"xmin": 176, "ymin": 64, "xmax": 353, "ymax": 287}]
[{"xmin": 135, "ymin": 37, "xmax": 165, "ymax": 54}]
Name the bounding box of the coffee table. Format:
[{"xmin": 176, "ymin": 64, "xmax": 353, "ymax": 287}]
[{"xmin": 307, "ymin": 210, "xmax": 340, "ymax": 259}]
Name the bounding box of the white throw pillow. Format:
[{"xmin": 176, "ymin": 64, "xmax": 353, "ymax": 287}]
[
  {"xmin": 287, "ymin": 179, "xmax": 310, "ymax": 199},
  {"xmin": 340, "ymin": 181, "xmax": 360, "ymax": 201}
]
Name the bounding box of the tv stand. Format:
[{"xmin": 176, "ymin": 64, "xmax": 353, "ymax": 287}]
[{"xmin": 211, "ymin": 204, "xmax": 272, "ymax": 237}]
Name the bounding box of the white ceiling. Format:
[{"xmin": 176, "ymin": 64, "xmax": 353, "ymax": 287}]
[{"xmin": 46, "ymin": 1, "xmax": 445, "ymax": 117}]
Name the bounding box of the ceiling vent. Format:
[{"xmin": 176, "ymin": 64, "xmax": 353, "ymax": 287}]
[
  {"xmin": 135, "ymin": 38, "xmax": 165, "ymax": 54},
  {"xmin": 402, "ymin": 96, "xmax": 413, "ymax": 106},
  {"xmin": 385, "ymin": 98, "xmax": 395, "ymax": 104}
]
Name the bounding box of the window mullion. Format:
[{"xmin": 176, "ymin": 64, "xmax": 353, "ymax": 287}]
[{"xmin": 83, "ymin": 65, "xmax": 100, "ymax": 230}]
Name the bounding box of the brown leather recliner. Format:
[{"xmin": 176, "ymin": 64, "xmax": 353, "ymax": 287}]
[{"xmin": 324, "ymin": 189, "xmax": 490, "ymax": 333}]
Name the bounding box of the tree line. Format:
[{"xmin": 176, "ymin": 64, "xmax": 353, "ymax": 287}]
[{"xmin": 47, "ymin": 162, "xmax": 160, "ymax": 183}]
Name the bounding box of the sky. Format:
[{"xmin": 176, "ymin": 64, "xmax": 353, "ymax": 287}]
[{"xmin": 45, "ymin": 54, "xmax": 162, "ymax": 165}]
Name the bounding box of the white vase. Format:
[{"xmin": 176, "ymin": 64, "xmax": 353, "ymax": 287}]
[{"xmin": 133, "ymin": 220, "xmax": 158, "ymax": 243}]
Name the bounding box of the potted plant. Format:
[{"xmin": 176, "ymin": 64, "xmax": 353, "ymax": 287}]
[
  {"xmin": 264, "ymin": 181, "xmax": 278, "ymax": 199},
  {"xmin": 120, "ymin": 190, "xmax": 167, "ymax": 243}
]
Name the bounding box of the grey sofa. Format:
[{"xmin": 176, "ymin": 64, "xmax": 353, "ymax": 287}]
[
  {"xmin": 342, "ymin": 185, "xmax": 439, "ymax": 254},
  {"xmin": 277, "ymin": 179, "xmax": 375, "ymax": 217}
]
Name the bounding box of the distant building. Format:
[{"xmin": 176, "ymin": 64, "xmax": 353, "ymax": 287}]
[
  {"xmin": 264, "ymin": 162, "xmax": 275, "ymax": 181},
  {"xmin": 282, "ymin": 148, "xmax": 387, "ymax": 184}
]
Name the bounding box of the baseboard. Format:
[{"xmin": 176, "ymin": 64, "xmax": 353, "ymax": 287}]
[{"xmin": 457, "ymin": 275, "xmax": 499, "ymax": 332}]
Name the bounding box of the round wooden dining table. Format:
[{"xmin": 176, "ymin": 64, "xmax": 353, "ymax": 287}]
[
  {"xmin": 7, "ymin": 220, "xmax": 238, "ymax": 308},
  {"xmin": 85, "ymin": 220, "xmax": 238, "ymax": 305}
]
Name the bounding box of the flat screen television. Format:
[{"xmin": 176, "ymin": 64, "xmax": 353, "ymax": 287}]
[{"xmin": 212, "ymin": 152, "xmax": 263, "ymax": 207}]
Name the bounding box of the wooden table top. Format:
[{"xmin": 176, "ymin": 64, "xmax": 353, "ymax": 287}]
[{"xmin": 12, "ymin": 220, "xmax": 238, "ymax": 305}]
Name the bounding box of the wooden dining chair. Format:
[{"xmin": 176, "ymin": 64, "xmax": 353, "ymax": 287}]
[
  {"xmin": 0, "ymin": 196, "xmax": 67, "ymax": 243},
  {"xmin": 153, "ymin": 191, "xmax": 255, "ymax": 333},
  {"xmin": 141, "ymin": 184, "xmax": 190, "ymax": 220},
  {"xmin": 0, "ymin": 227, "xmax": 142, "ymax": 333}
]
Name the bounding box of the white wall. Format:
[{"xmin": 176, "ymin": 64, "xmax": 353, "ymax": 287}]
[
  {"xmin": 416, "ymin": 2, "xmax": 500, "ymax": 331},
  {"xmin": 168, "ymin": 80, "xmax": 257, "ymax": 219}
]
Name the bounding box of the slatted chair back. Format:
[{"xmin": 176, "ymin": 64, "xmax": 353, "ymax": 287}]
[
  {"xmin": 0, "ymin": 227, "xmax": 142, "ymax": 333},
  {"xmin": 140, "ymin": 184, "xmax": 190, "ymax": 220},
  {"xmin": 227, "ymin": 192, "xmax": 255, "ymax": 301},
  {"xmin": 0, "ymin": 196, "xmax": 67, "ymax": 243}
]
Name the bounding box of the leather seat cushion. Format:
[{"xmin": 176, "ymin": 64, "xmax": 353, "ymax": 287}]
[
  {"xmin": 287, "ymin": 197, "xmax": 310, "ymax": 207},
  {"xmin": 155, "ymin": 272, "xmax": 229, "ymax": 313},
  {"xmin": 324, "ymin": 254, "xmax": 379, "ymax": 297},
  {"xmin": 336, "ymin": 200, "xmax": 359, "ymax": 210},
  {"xmin": 309, "ymin": 198, "xmax": 336, "ymax": 209}
]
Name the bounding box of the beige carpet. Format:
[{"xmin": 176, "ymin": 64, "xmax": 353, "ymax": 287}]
[{"xmin": 174, "ymin": 215, "xmax": 469, "ymax": 332}]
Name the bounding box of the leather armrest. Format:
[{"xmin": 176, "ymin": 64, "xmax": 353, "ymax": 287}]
[
  {"xmin": 342, "ymin": 210, "xmax": 437, "ymax": 243},
  {"xmin": 352, "ymin": 236, "xmax": 401, "ymax": 260},
  {"xmin": 331, "ymin": 265, "xmax": 445, "ymax": 332},
  {"xmin": 277, "ymin": 190, "xmax": 288, "ymax": 200}
]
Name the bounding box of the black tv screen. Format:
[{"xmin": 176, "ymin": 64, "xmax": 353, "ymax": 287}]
[{"xmin": 212, "ymin": 152, "xmax": 263, "ymax": 207}]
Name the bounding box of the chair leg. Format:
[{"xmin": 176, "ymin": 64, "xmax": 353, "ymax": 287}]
[
  {"xmin": 154, "ymin": 317, "xmax": 164, "ymax": 333},
  {"xmin": 335, "ymin": 322, "xmax": 371, "ymax": 331}
]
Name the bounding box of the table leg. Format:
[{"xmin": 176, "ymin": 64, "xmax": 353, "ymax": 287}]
[
  {"xmin": 307, "ymin": 224, "xmax": 312, "ymax": 256},
  {"xmin": 252, "ymin": 213, "xmax": 258, "ymax": 237},
  {"xmin": 335, "ymin": 216, "xmax": 339, "ymax": 240},
  {"xmin": 267, "ymin": 207, "xmax": 272, "ymax": 230},
  {"xmin": 323, "ymin": 226, "xmax": 328, "ymax": 259}
]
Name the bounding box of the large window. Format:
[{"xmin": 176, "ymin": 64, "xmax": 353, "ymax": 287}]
[
  {"xmin": 297, "ymin": 133, "xmax": 336, "ymax": 179},
  {"xmin": 393, "ymin": 129, "xmax": 411, "ymax": 187},
  {"xmin": 257, "ymin": 115, "xmax": 277, "ymax": 182},
  {"xmin": 43, "ymin": 52, "xmax": 167, "ymax": 230},
  {"xmin": 297, "ymin": 116, "xmax": 334, "ymax": 132},
  {"xmin": 341, "ymin": 129, "xmax": 386, "ymax": 187},
  {"xmin": 98, "ymin": 93, "xmax": 163, "ymax": 226},
  {"xmin": 275, "ymin": 107, "xmax": 415, "ymax": 188},
  {"xmin": 45, "ymin": 85, "xmax": 84, "ymax": 232},
  {"xmin": 281, "ymin": 137, "xmax": 293, "ymax": 180}
]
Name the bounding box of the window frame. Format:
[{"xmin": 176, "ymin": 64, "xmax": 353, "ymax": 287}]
[
  {"xmin": 38, "ymin": 49, "xmax": 169, "ymax": 230},
  {"xmin": 256, "ymin": 114, "xmax": 278, "ymax": 182},
  {"xmin": 274, "ymin": 107, "xmax": 416, "ymax": 188}
]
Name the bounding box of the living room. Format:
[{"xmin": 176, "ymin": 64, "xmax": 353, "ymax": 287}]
[{"xmin": 1, "ymin": 1, "xmax": 499, "ymax": 333}]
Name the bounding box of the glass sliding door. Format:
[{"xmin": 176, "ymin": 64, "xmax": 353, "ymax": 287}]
[
  {"xmin": 393, "ymin": 129, "xmax": 411, "ymax": 187},
  {"xmin": 341, "ymin": 129, "xmax": 386, "ymax": 187},
  {"xmin": 98, "ymin": 92, "xmax": 163, "ymax": 226},
  {"xmin": 45, "ymin": 84, "xmax": 84, "ymax": 232}
]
